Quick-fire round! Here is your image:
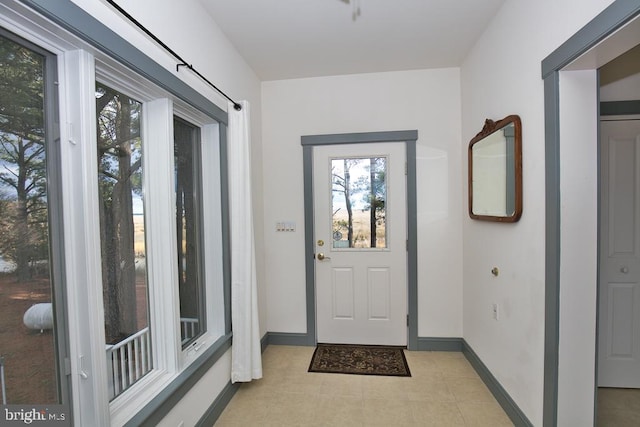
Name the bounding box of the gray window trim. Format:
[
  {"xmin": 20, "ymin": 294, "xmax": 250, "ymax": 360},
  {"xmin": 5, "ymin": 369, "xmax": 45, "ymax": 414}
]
[
  {"xmin": 219, "ymin": 125, "xmax": 232, "ymax": 334},
  {"xmin": 18, "ymin": 0, "xmax": 227, "ymax": 125},
  {"xmin": 124, "ymin": 333, "xmax": 232, "ymax": 427},
  {"xmin": 301, "ymin": 130, "xmax": 419, "ymax": 350},
  {"xmin": 541, "ymin": 1, "xmax": 640, "ymax": 426}
]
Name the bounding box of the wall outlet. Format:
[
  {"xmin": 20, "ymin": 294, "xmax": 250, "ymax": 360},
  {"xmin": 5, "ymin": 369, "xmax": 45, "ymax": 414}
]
[{"xmin": 492, "ymin": 303, "xmax": 499, "ymax": 320}]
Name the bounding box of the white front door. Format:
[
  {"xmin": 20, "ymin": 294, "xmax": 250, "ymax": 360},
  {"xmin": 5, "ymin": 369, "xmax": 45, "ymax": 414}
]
[
  {"xmin": 599, "ymin": 118, "xmax": 640, "ymax": 387},
  {"xmin": 313, "ymin": 142, "xmax": 407, "ymax": 346}
]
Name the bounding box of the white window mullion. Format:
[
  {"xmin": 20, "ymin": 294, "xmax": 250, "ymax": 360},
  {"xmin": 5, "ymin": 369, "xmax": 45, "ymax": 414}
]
[
  {"xmin": 142, "ymin": 98, "xmax": 181, "ymax": 372},
  {"xmin": 59, "ymin": 49, "xmax": 110, "ymax": 426},
  {"xmin": 201, "ymin": 123, "xmax": 225, "ymax": 337},
  {"xmin": 109, "ymin": 98, "xmax": 181, "ymax": 427}
]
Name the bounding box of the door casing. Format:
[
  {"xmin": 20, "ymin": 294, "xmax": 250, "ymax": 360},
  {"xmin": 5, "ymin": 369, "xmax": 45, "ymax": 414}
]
[
  {"xmin": 542, "ymin": 2, "xmax": 640, "ymax": 425},
  {"xmin": 301, "ymin": 130, "xmax": 419, "ymax": 349}
]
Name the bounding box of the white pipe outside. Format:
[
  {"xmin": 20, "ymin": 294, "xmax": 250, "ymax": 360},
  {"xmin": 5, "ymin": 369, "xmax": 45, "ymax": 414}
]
[{"xmin": 1, "ymin": 356, "xmax": 6, "ymax": 404}]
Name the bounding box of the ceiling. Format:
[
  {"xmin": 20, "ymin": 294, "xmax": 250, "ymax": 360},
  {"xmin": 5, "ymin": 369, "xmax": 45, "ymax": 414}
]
[{"xmin": 200, "ymin": 0, "xmax": 506, "ymax": 81}]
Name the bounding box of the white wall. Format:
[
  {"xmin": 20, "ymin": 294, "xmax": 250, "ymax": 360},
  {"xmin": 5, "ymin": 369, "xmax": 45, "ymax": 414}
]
[
  {"xmin": 557, "ymin": 69, "xmax": 599, "ymax": 427},
  {"xmin": 69, "ymin": 0, "xmax": 265, "ymax": 424},
  {"xmin": 461, "ymin": 0, "xmax": 615, "ymax": 425},
  {"xmin": 261, "ymin": 68, "xmax": 463, "ymax": 338}
]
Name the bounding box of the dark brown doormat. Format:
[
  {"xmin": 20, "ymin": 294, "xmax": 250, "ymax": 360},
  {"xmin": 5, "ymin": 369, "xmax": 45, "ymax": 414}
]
[{"xmin": 308, "ymin": 343, "xmax": 411, "ymax": 377}]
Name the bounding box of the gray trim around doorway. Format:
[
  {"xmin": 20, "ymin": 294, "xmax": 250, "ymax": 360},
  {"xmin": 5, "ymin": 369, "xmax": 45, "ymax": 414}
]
[
  {"xmin": 541, "ymin": 2, "xmax": 640, "ymax": 426},
  {"xmin": 300, "ymin": 130, "xmax": 419, "ymax": 350},
  {"xmin": 541, "ymin": 1, "xmax": 640, "ymax": 78}
]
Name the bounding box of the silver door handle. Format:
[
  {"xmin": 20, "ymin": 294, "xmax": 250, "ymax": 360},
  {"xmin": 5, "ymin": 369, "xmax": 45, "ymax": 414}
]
[{"xmin": 621, "ymin": 266, "xmax": 629, "ymax": 274}]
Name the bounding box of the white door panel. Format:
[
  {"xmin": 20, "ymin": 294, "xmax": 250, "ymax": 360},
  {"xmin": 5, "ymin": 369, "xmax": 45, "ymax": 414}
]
[
  {"xmin": 314, "ymin": 143, "xmax": 407, "ymax": 346},
  {"xmin": 332, "ymin": 267, "xmax": 355, "ymax": 319},
  {"xmin": 368, "ymin": 267, "xmax": 391, "ymax": 320},
  {"xmin": 599, "ymin": 119, "xmax": 640, "ymax": 387}
]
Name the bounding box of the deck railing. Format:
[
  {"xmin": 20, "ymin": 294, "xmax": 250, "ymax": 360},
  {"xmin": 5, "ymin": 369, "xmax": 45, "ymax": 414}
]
[
  {"xmin": 106, "ymin": 327, "xmax": 152, "ymax": 400},
  {"xmin": 105, "ymin": 318, "xmax": 199, "ymax": 399},
  {"xmin": 180, "ymin": 317, "xmax": 199, "ymax": 345}
]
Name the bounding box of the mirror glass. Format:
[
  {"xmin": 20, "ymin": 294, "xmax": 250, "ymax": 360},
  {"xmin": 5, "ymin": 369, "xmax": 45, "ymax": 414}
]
[{"xmin": 468, "ymin": 115, "xmax": 522, "ymax": 222}]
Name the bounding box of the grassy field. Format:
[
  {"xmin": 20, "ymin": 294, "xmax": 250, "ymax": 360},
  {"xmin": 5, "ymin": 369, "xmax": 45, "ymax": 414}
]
[
  {"xmin": 133, "ymin": 214, "xmax": 146, "ymax": 256},
  {"xmin": 332, "ymin": 208, "xmax": 386, "ymax": 248}
]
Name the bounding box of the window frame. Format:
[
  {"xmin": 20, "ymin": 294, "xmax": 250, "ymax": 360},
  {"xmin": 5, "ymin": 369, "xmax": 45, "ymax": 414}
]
[
  {"xmin": 172, "ymin": 106, "xmax": 226, "ymax": 366},
  {"xmin": 95, "ymin": 60, "xmax": 228, "ymax": 425},
  {"xmin": 174, "ymin": 116, "xmax": 207, "ymax": 351},
  {"xmin": 0, "ymin": 25, "xmax": 72, "ymax": 410}
]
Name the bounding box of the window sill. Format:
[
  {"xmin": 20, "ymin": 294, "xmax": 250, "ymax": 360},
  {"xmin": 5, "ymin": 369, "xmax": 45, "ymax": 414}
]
[{"xmin": 122, "ymin": 332, "xmax": 232, "ymax": 427}]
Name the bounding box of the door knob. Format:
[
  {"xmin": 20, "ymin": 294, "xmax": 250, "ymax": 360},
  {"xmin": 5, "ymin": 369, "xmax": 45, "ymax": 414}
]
[
  {"xmin": 621, "ymin": 266, "xmax": 629, "ymax": 274},
  {"xmin": 317, "ymin": 253, "xmax": 331, "ymax": 261}
]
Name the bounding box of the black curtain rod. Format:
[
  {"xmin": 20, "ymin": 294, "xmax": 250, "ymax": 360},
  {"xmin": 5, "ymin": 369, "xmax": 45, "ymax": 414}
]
[{"xmin": 105, "ymin": 0, "xmax": 242, "ymax": 111}]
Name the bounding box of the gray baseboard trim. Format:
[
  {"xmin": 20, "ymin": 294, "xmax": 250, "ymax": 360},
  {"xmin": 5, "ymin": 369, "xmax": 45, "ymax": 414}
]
[
  {"xmin": 195, "ymin": 334, "xmax": 270, "ymax": 426},
  {"xmin": 462, "ymin": 339, "xmax": 533, "ymax": 427},
  {"xmin": 416, "ymin": 337, "xmax": 463, "ymax": 351},
  {"xmin": 199, "ymin": 336, "xmax": 531, "ymax": 426},
  {"xmin": 196, "ymin": 381, "xmax": 239, "ymax": 427},
  {"xmin": 265, "ymin": 332, "xmax": 314, "ymax": 346},
  {"xmin": 260, "ymin": 332, "xmax": 269, "ymax": 353}
]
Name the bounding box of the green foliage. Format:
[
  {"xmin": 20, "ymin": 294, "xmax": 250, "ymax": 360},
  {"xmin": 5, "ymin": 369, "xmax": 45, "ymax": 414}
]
[
  {"xmin": 96, "ymin": 84, "xmax": 143, "ymax": 206},
  {"xmin": 356, "ymin": 157, "xmax": 386, "ymax": 217},
  {"xmin": 0, "ymin": 35, "xmax": 49, "ymax": 279},
  {"xmin": 96, "ymin": 83, "xmax": 143, "ymax": 342}
]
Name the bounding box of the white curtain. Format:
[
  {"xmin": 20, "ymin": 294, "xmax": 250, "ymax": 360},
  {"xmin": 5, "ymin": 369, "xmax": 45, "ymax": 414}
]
[{"xmin": 228, "ymin": 100, "xmax": 262, "ymax": 383}]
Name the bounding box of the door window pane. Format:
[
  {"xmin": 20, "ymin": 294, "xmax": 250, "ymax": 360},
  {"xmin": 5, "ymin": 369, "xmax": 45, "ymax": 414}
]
[
  {"xmin": 174, "ymin": 117, "xmax": 205, "ymax": 347},
  {"xmin": 331, "ymin": 157, "xmax": 387, "ymax": 249},
  {"xmin": 96, "ymin": 83, "xmax": 151, "ymax": 400},
  {"xmin": 0, "ymin": 34, "xmax": 58, "ymax": 404}
]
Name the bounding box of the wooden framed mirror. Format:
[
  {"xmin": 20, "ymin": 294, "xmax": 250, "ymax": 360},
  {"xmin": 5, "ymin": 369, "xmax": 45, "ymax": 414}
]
[{"xmin": 468, "ymin": 115, "xmax": 522, "ymax": 222}]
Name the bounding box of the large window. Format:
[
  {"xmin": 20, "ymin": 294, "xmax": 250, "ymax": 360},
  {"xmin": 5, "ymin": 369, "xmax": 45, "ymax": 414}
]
[
  {"xmin": 0, "ymin": 32, "xmax": 62, "ymax": 404},
  {"xmin": 1, "ymin": 2, "xmax": 230, "ymax": 425},
  {"xmin": 96, "ymin": 83, "xmax": 151, "ymax": 400}
]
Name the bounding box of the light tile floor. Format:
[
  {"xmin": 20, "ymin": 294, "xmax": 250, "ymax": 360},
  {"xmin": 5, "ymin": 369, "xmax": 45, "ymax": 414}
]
[
  {"xmin": 214, "ymin": 345, "xmax": 513, "ymax": 426},
  {"xmin": 597, "ymin": 387, "xmax": 640, "ymax": 426}
]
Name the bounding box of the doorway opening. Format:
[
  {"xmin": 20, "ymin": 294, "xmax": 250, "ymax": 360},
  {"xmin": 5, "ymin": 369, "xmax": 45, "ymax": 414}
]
[
  {"xmin": 542, "ymin": 2, "xmax": 640, "ymax": 425},
  {"xmin": 301, "ymin": 130, "xmax": 419, "ymax": 349},
  {"xmin": 596, "ymin": 45, "xmax": 640, "ymax": 425}
]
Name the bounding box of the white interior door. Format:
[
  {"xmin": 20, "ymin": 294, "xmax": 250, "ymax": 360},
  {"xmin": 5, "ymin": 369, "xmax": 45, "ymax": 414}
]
[
  {"xmin": 313, "ymin": 142, "xmax": 407, "ymax": 346},
  {"xmin": 599, "ymin": 118, "xmax": 640, "ymax": 387}
]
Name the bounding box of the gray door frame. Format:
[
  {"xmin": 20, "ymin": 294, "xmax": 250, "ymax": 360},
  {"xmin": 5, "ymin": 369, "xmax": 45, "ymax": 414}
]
[
  {"xmin": 542, "ymin": 2, "xmax": 640, "ymax": 425},
  {"xmin": 301, "ymin": 130, "xmax": 419, "ymax": 350}
]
